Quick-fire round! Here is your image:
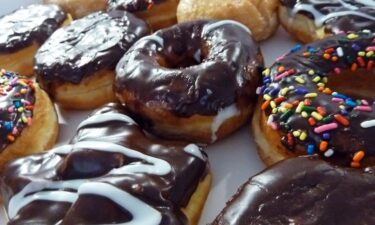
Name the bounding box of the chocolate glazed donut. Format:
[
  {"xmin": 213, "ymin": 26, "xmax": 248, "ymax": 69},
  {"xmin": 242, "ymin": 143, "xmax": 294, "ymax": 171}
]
[
  {"xmin": 211, "ymin": 156, "xmax": 375, "ymax": 225},
  {"xmin": 115, "ymin": 20, "xmax": 263, "ymax": 144},
  {"xmin": 34, "ymin": 10, "xmax": 150, "ymax": 109},
  {"xmin": 0, "ymin": 103, "xmax": 211, "ymax": 225}
]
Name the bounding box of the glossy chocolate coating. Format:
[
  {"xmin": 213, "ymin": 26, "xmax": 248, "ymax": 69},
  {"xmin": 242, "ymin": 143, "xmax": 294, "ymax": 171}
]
[
  {"xmin": 0, "ymin": 4, "xmax": 65, "ymax": 53},
  {"xmin": 0, "ymin": 103, "xmax": 209, "ymax": 224},
  {"xmin": 261, "ymin": 31, "xmax": 375, "ymax": 165},
  {"xmin": 108, "ymin": 0, "xmax": 165, "ymax": 12},
  {"xmin": 212, "ymin": 156, "xmax": 375, "ymax": 225},
  {"xmin": 280, "ymin": 0, "xmax": 375, "ymax": 34},
  {"xmin": 115, "ymin": 20, "xmax": 262, "ymax": 117},
  {"xmin": 34, "ymin": 10, "xmax": 150, "ymax": 84}
]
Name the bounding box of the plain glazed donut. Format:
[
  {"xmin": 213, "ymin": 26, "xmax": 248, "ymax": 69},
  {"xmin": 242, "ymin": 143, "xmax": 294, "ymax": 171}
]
[
  {"xmin": 254, "ymin": 30, "xmax": 375, "ymax": 167},
  {"xmin": 108, "ymin": 0, "xmax": 179, "ymax": 31},
  {"xmin": 177, "ymin": 0, "xmax": 279, "ymax": 41},
  {"xmin": 212, "ymin": 156, "xmax": 375, "ymax": 225},
  {"xmin": 279, "ymin": 0, "xmax": 375, "ymax": 43},
  {"xmin": 35, "ymin": 10, "xmax": 150, "ymax": 110},
  {"xmin": 44, "ymin": 0, "xmax": 107, "ymax": 18},
  {"xmin": 0, "ymin": 103, "xmax": 211, "ymax": 225},
  {"xmin": 0, "ymin": 4, "xmax": 66, "ymax": 76},
  {"xmin": 115, "ymin": 20, "xmax": 263, "ymax": 144},
  {"xmin": 0, "ymin": 69, "xmax": 58, "ymax": 172}
]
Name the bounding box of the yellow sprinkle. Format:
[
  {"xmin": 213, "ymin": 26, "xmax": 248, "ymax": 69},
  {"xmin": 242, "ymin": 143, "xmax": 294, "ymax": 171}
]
[
  {"xmin": 347, "ymin": 33, "xmax": 358, "ymax": 39},
  {"xmin": 366, "ymin": 51, "xmax": 374, "ymax": 57},
  {"xmin": 308, "ymin": 70, "xmax": 315, "ymax": 75},
  {"xmin": 296, "ymin": 102, "xmax": 304, "ymax": 113},
  {"xmin": 322, "ymin": 77, "xmax": 328, "ymax": 83},
  {"xmin": 264, "ymin": 95, "xmax": 272, "ymax": 101},
  {"xmin": 270, "ymin": 101, "xmax": 277, "ymax": 109},
  {"xmin": 22, "ymin": 116, "xmax": 28, "ymax": 123},
  {"xmin": 272, "ymin": 108, "xmax": 278, "ymax": 114},
  {"xmin": 305, "ymin": 93, "xmax": 318, "ymax": 98},
  {"xmin": 295, "ymin": 77, "xmax": 305, "ymax": 84},
  {"xmin": 317, "ymin": 82, "xmax": 325, "ymax": 87},
  {"xmin": 280, "ymin": 87, "xmax": 289, "ymax": 96},
  {"xmin": 293, "ymin": 131, "xmax": 301, "ymax": 137},
  {"xmin": 358, "ymin": 51, "xmax": 366, "ymax": 57},
  {"xmin": 313, "ymin": 76, "xmax": 321, "ymax": 83},
  {"xmin": 339, "ymin": 105, "xmax": 346, "ymax": 110},
  {"xmin": 280, "ymin": 107, "xmax": 287, "ymax": 113},
  {"xmin": 262, "ymin": 68, "xmax": 270, "ymax": 76},
  {"xmin": 301, "ymin": 111, "xmax": 308, "ymax": 118},
  {"xmin": 311, "ymin": 111, "xmax": 323, "ymax": 120},
  {"xmin": 17, "ymin": 107, "xmax": 24, "ymax": 112},
  {"xmin": 20, "ymin": 88, "xmax": 27, "ymax": 94},
  {"xmin": 17, "ymin": 81, "xmax": 27, "ymax": 86},
  {"xmin": 299, "ymin": 132, "xmax": 307, "ymax": 141}
]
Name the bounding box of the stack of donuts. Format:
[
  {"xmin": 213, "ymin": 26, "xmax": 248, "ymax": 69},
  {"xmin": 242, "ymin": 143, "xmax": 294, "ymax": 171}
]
[{"xmin": 0, "ymin": 0, "xmax": 375, "ymax": 225}]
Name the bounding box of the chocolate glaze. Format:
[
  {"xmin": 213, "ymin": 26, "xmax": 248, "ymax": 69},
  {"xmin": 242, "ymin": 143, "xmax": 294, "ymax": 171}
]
[
  {"xmin": 108, "ymin": 0, "xmax": 165, "ymax": 12},
  {"xmin": 34, "ymin": 10, "xmax": 150, "ymax": 84},
  {"xmin": 115, "ymin": 20, "xmax": 262, "ymax": 117},
  {"xmin": 260, "ymin": 31, "xmax": 375, "ymax": 166},
  {"xmin": 0, "ymin": 103, "xmax": 209, "ymax": 224},
  {"xmin": 0, "ymin": 71, "xmax": 35, "ymax": 153},
  {"xmin": 280, "ymin": 0, "xmax": 375, "ymax": 34},
  {"xmin": 0, "ymin": 4, "xmax": 65, "ymax": 53},
  {"xmin": 212, "ymin": 156, "xmax": 375, "ymax": 225}
]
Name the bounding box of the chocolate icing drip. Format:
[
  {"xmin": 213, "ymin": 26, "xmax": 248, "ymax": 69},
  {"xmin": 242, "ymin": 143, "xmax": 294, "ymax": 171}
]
[
  {"xmin": 0, "ymin": 4, "xmax": 65, "ymax": 53},
  {"xmin": 212, "ymin": 156, "xmax": 375, "ymax": 225},
  {"xmin": 280, "ymin": 0, "xmax": 375, "ymax": 33},
  {"xmin": 115, "ymin": 20, "xmax": 262, "ymax": 117},
  {"xmin": 34, "ymin": 10, "xmax": 149, "ymax": 84},
  {"xmin": 0, "ymin": 103, "xmax": 209, "ymax": 224},
  {"xmin": 108, "ymin": 0, "xmax": 165, "ymax": 12}
]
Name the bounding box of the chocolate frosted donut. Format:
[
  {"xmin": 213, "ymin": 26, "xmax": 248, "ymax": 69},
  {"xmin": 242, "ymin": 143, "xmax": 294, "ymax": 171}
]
[
  {"xmin": 0, "ymin": 103, "xmax": 211, "ymax": 225},
  {"xmin": 115, "ymin": 20, "xmax": 263, "ymax": 143},
  {"xmin": 279, "ymin": 0, "xmax": 375, "ymax": 43},
  {"xmin": 108, "ymin": 0, "xmax": 179, "ymax": 31},
  {"xmin": 35, "ymin": 10, "xmax": 150, "ymax": 109},
  {"xmin": 0, "ymin": 4, "xmax": 66, "ymax": 76},
  {"xmin": 254, "ymin": 30, "xmax": 375, "ymax": 167},
  {"xmin": 212, "ymin": 156, "xmax": 375, "ymax": 225}
]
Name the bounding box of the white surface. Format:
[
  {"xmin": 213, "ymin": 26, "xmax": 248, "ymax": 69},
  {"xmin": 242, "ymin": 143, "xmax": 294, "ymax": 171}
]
[{"xmin": 0, "ymin": 1, "xmax": 297, "ymax": 224}]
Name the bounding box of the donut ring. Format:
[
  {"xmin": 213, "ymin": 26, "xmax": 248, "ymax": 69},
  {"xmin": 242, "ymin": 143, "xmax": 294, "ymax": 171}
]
[
  {"xmin": 254, "ymin": 30, "xmax": 375, "ymax": 167},
  {"xmin": 177, "ymin": 0, "xmax": 279, "ymax": 41},
  {"xmin": 212, "ymin": 156, "xmax": 375, "ymax": 225},
  {"xmin": 279, "ymin": 0, "xmax": 375, "ymax": 43},
  {"xmin": 115, "ymin": 20, "xmax": 263, "ymax": 143},
  {"xmin": 0, "ymin": 69, "xmax": 58, "ymax": 171}
]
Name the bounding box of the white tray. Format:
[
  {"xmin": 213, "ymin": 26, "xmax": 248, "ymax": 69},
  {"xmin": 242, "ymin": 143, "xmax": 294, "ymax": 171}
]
[{"xmin": 0, "ymin": 1, "xmax": 297, "ymax": 224}]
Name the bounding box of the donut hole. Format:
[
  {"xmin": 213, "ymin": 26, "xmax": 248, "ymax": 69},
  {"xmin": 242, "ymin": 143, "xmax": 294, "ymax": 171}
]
[{"xmin": 327, "ymin": 69, "xmax": 375, "ymax": 101}]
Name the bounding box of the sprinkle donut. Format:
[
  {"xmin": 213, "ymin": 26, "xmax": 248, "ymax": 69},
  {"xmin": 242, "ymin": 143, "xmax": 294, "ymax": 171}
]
[
  {"xmin": 279, "ymin": 0, "xmax": 375, "ymax": 43},
  {"xmin": 115, "ymin": 20, "xmax": 263, "ymax": 144},
  {"xmin": 253, "ymin": 30, "xmax": 375, "ymax": 167}
]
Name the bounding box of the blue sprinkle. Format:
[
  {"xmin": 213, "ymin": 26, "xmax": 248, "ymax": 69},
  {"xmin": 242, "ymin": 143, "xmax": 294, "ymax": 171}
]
[
  {"xmin": 307, "ymin": 46, "xmax": 315, "ymax": 53},
  {"xmin": 263, "ymin": 77, "xmax": 271, "ymax": 84},
  {"xmin": 340, "ymin": 109, "xmax": 348, "ymax": 116},
  {"xmin": 322, "ymin": 133, "xmax": 331, "ymax": 140},
  {"xmin": 294, "ymin": 89, "xmax": 309, "ymax": 95},
  {"xmin": 5, "ymin": 121, "xmax": 12, "ymax": 130},
  {"xmin": 270, "ymin": 88, "xmax": 279, "ymax": 96},
  {"xmin": 307, "ymin": 144, "xmax": 315, "ymax": 155},
  {"xmin": 351, "ymin": 43, "xmax": 361, "ymax": 51},
  {"xmin": 290, "ymin": 44, "xmax": 302, "ymax": 53},
  {"xmin": 345, "ymin": 98, "xmax": 357, "ymax": 107},
  {"xmin": 13, "ymin": 100, "xmax": 21, "ymax": 108},
  {"xmin": 332, "ymin": 92, "xmax": 347, "ymax": 99}
]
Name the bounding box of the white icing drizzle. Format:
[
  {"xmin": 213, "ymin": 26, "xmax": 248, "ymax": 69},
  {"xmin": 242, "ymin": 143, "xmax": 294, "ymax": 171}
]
[
  {"xmin": 7, "ymin": 112, "xmax": 183, "ymax": 224},
  {"xmin": 77, "ymin": 112, "xmax": 136, "ymax": 130},
  {"xmin": 137, "ymin": 34, "xmax": 164, "ymax": 47},
  {"xmin": 211, "ymin": 104, "xmax": 240, "ymax": 143},
  {"xmin": 202, "ymin": 20, "xmax": 251, "ymax": 36},
  {"xmin": 361, "ymin": 119, "xmax": 375, "ymax": 128},
  {"xmin": 183, "ymin": 144, "xmax": 205, "ymax": 161},
  {"xmin": 292, "ymin": 0, "xmax": 375, "ymax": 27}
]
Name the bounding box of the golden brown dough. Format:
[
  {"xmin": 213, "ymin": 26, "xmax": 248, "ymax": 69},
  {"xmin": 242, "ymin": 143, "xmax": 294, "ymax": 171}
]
[{"xmin": 44, "ymin": 0, "xmax": 107, "ymax": 18}]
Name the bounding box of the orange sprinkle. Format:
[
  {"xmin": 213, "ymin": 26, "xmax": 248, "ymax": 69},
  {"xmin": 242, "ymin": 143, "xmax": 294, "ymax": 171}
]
[
  {"xmin": 278, "ymin": 66, "xmax": 285, "ymax": 73},
  {"xmin": 261, "ymin": 100, "xmax": 270, "ymax": 110},
  {"xmin": 323, "ymin": 53, "xmax": 331, "ymax": 60},
  {"xmin": 308, "ymin": 117, "xmax": 316, "ymax": 126},
  {"xmin": 303, "ymin": 52, "xmax": 310, "ymax": 57},
  {"xmin": 7, "ymin": 135, "xmax": 15, "ymax": 142},
  {"xmin": 353, "ymin": 150, "xmax": 365, "ymax": 162},
  {"xmin": 331, "ymin": 56, "xmax": 338, "ymax": 62},
  {"xmin": 351, "ymin": 161, "xmax": 361, "ymax": 168},
  {"xmin": 323, "ymin": 88, "xmax": 332, "ymax": 95},
  {"xmin": 324, "ymin": 48, "xmax": 334, "ymax": 53},
  {"xmin": 319, "ymin": 141, "xmax": 328, "ymax": 152},
  {"xmin": 334, "ymin": 114, "xmax": 349, "ymax": 126},
  {"xmin": 367, "ymin": 60, "xmax": 374, "ymax": 70},
  {"xmin": 147, "ymin": 2, "xmax": 154, "ymax": 10},
  {"xmin": 351, "ymin": 63, "xmax": 358, "ymax": 71},
  {"xmin": 318, "ymin": 86, "xmax": 324, "ymax": 92},
  {"xmin": 317, "ymin": 106, "xmax": 326, "ymax": 116},
  {"xmin": 283, "ymin": 103, "xmax": 293, "ymax": 109}
]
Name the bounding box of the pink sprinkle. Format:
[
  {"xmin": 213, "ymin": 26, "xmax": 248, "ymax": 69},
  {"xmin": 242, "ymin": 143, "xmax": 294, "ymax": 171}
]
[
  {"xmin": 276, "ymin": 54, "xmax": 286, "ymax": 61},
  {"xmin": 12, "ymin": 127, "xmax": 18, "ymax": 135},
  {"xmin": 332, "ymin": 98, "xmax": 344, "ymax": 103},
  {"xmin": 27, "ymin": 117, "xmax": 32, "ymax": 126},
  {"xmin": 334, "ymin": 67, "xmax": 341, "ymax": 74},
  {"xmin": 274, "ymin": 71, "xmax": 290, "ymax": 81},
  {"xmin": 270, "ymin": 122, "xmax": 278, "ymax": 130},
  {"xmin": 7, "ymin": 106, "xmax": 14, "ymax": 113},
  {"xmin": 354, "ymin": 106, "xmax": 373, "ymax": 112},
  {"xmin": 314, "ymin": 123, "xmax": 338, "ymax": 134},
  {"xmin": 362, "ymin": 99, "xmax": 369, "ymax": 105},
  {"xmin": 366, "ymin": 46, "xmax": 375, "ymax": 51},
  {"xmin": 23, "ymin": 100, "xmax": 31, "ymax": 105}
]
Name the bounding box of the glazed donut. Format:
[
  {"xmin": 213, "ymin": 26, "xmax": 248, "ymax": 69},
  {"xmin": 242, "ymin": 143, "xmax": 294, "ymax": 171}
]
[
  {"xmin": 35, "ymin": 11, "xmax": 150, "ymax": 110},
  {"xmin": 177, "ymin": 0, "xmax": 279, "ymax": 41},
  {"xmin": 44, "ymin": 0, "xmax": 107, "ymax": 18},
  {"xmin": 0, "ymin": 4, "xmax": 66, "ymax": 76},
  {"xmin": 254, "ymin": 30, "xmax": 375, "ymax": 167},
  {"xmin": 279, "ymin": 0, "xmax": 375, "ymax": 43},
  {"xmin": 115, "ymin": 20, "xmax": 263, "ymax": 144},
  {"xmin": 212, "ymin": 156, "xmax": 375, "ymax": 225},
  {"xmin": 0, "ymin": 69, "xmax": 58, "ymax": 172},
  {"xmin": 0, "ymin": 103, "xmax": 211, "ymax": 225},
  {"xmin": 108, "ymin": 0, "xmax": 179, "ymax": 31}
]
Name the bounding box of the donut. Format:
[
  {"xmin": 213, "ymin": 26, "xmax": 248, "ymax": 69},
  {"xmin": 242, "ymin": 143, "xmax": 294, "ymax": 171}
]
[
  {"xmin": 44, "ymin": 0, "xmax": 107, "ymax": 18},
  {"xmin": 211, "ymin": 156, "xmax": 375, "ymax": 225},
  {"xmin": 108, "ymin": 0, "xmax": 179, "ymax": 31},
  {"xmin": 0, "ymin": 103, "xmax": 211, "ymax": 225},
  {"xmin": 115, "ymin": 20, "xmax": 263, "ymax": 144},
  {"xmin": 0, "ymin": 69, "xmax": 58, "ymax": 172},
  {"xmin": 279, "ymin": 0, "xmax": 375, "ymax": 43},
  {"xmin": 253, "ymin": 30, "xmax": 375, "ymax": 167},
  {"xmin": 0, "ymin": 4, "xmax": 66, "ymax": 76},
  {"xmin": 35, "ymin": 11, "xmax": 150, "ymax": 110},
  {"xmin": 177, "ymin": 0, "xmax": 279, "ymax": 41}
]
